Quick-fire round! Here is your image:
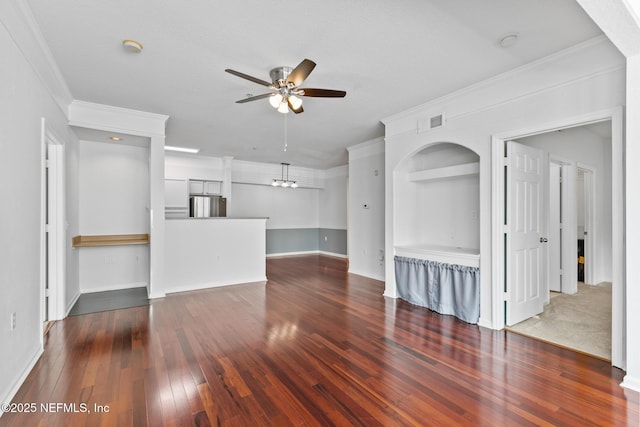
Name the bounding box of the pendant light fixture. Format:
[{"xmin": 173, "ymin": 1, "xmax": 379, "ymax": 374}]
[{"xmin": 272, "ymin": 163, "xmax": 298, "ymax": 188}]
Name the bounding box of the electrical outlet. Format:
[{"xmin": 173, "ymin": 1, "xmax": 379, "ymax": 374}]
[
  {"xmin": 324, "ymin": 236, "xmax": 328, "ymax": 241},
  {"xmin": 10, "ymin": 312, "xmax": 16, "ymax": 331}
]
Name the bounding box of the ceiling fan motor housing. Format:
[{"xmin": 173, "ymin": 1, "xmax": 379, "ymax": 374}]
[{"xmin": 270, "ymin": 66, "xmax": 293, "ymax": 87}]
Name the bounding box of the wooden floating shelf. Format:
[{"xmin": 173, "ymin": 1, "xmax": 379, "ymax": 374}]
[
  {"xmin": 72, "ymin": 233, "xmax": 150, "ymax": 248},
  {"xmin": 408, "ymin": 162, "xmax": 479, "ymax": 182}
]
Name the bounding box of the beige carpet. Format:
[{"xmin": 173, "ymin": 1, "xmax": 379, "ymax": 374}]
[{"xmin": 507, "ymin": 282, "xmax": 611, "ymax": 360}]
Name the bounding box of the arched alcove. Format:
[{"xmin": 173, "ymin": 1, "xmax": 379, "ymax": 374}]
[
  {"xmin": 392, "ymin": 142, "xmax": 481, "ymax": 324},
  {"xmin": 394, "ymin": 142, "xmax": 480, "ymax": 252}
]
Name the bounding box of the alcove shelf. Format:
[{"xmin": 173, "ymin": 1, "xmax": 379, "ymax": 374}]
[
  {"xmin": 408, "ymin": 162, "xmax": 479, "ymax": 182},
  {"xmin": 395, "ymin": 244, "xmax": 480, "ymax": 268},
  {"xmin": 72, "ymin": 233, "xmax": 150, "ymax": 247}
]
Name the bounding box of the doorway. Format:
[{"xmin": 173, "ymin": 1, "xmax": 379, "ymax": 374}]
[
  {"xmin": 492, "ymin": 109, "xmax": 623, "ymax": 368},
  {"xmin": 506, "ymin": 127, "xmax": 610, "ymax": 359},
  {"xmin": 41, "ymin": 121, "xmax": 66, "ymax": 334}
]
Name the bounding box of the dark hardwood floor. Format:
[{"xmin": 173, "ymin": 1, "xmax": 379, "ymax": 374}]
[{"xmin": 2, "ymin": 255, "xmax": 638, "ymax": 426}]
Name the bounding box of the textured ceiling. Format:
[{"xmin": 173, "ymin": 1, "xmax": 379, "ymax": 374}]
[{"xmin": 27, "ymin": 0, "xmax": 603, "ymax": 168}]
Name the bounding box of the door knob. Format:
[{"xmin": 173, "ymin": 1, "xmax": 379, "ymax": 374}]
[{"xmin": 540, "ymin": 237, "xmax": 548, "ymax": 243}]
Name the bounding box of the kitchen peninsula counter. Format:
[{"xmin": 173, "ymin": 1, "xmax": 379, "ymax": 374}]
[{"xmin": 163, "ymin": 217, "xmax": 267, "ymax": 294}]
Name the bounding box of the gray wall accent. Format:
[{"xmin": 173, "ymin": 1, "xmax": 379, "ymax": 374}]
[
  {"xmin": 319, "ymin": 228, "xmax": 347, "ymax": 255},
  {"xmin": 266, "ymin": 228, "xmax": 347, "ymax": 255},
  {"xmin": 267, "ymin": 229, "xmax": 319, "ymax": 254}
]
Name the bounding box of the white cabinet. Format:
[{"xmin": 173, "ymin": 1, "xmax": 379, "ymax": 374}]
[
  {"xmin": 189, "ymin": 180, "xmax": 222, "ymax": 195},
  {"xmin": 165, "ymin": 179, "xmax": 189, "ymax": 218},
  {"xmin": 204, "ymin": 180, "xmax": 221, "ymax": 195}
]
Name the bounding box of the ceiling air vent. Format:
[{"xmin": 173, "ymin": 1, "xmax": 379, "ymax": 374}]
[{"xmin": 417, "ymin": 113, "xmax": 445, "ymax": 133}]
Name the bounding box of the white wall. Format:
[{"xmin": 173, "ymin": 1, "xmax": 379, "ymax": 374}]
[
  {"xmin": 319, "ymin": 165, "xmax": 348, "ymax": 230},
  {"xmin": 394, "ymin": 143, "xmax": 480, "ymax": 250},
  {"xmin": 516, "ymin": 126, "xmax": 613, "ymax": 283},
  {"xmin": 383, "ymin": 37, "xmax": 624, "ymax": 330},
  {"xmin": 78, "ymin": 140, "xmax": 150, "ymax": 292},
  {"xmin": 229, "ymin": 183, "xmax": 320, "ymax": 229},
  {"xmin": 347, "ymin": 139, "xmax": 385, "ymax": 281},
  {"xmin": 164, "ymin": 219, "xmax": 266, "ymax": 293},
  {"xmin": 165, "ymin": 153, "xmax": 224, "ymax": 181},
  {"xmin": 0, "ymin": 0, "xmax": 74, "ymax": 409}
]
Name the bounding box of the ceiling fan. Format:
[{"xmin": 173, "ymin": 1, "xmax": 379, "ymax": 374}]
[{"xmin": 225, "ymin": 59, "xmax": 346, "ymax": 114}]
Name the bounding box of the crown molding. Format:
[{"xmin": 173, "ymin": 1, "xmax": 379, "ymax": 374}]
[
  {"xmin": 0, "ymin": 0, "xmax": 74, "ymax": 116},
  {"xmin": 381, "ymin": 35, "xmax": 616, "ymax": 125},
  {"xmin": 69, "ymin": 100, "xmax": 168, "ymax": 137},
  {"xmin": 347, "ymin": 137, "xmax": 385, "ymax": 161}
]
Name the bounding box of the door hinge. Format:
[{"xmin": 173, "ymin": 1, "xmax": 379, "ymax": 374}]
[
  {"xmin": 45, "ymin": 288, "xmax": 50, "ymax": 297},
  {"xmin": 503, "ymin": 291, "xmax": 508, "ymax": 301}
]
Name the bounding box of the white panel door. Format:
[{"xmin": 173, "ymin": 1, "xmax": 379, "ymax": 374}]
[{"xmin": 506, "ymin": 141, "xmax": 547, "ymax": 326}]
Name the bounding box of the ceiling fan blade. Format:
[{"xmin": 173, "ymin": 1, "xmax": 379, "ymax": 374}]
[
  {"xmin": 286, "ymin": 59, "xmax": 316, "ymax": 87},
  {"xmin": 225, "ymin": 69, "xmax": 273, "ymax": 87},
  {"xmin": 288, "ymin": 98, "xmax": 304, "ymax": 114},
  {"xmin": 299, "ymin": 88, "xmax": 346, "ymax": 98},
  {"xmin": 235, "ymin": 93, "xmax": 273, "ymax": 104}
]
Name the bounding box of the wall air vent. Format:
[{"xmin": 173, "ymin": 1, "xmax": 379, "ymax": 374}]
[{"xmin": 417, "ymin": 113, "xmax": 446, "ymax": 133}]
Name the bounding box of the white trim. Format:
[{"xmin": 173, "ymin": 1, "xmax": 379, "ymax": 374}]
[
  {"xmin": 68, "ymin": 100, "xmax": 168, "ymax": 138},
  {"xmin": 477, "ymin": 319, "xmax": 493, "ymax": 330},
  {"xmin": 0, "ymin": 0, "xmax": 73, "ymax": 117},
  {"xmin": 65, "ymin": 291, "xmax": 80, "ymax": 317},
  {"xmin": 347, "ymin": 137, "xmax": 385, "ymax": 160},
  {"xmin": 446, "ymin": 66, "xmax": 624, "ymax": 125},
  {"xmin": 491, "ymin": 107, "xmax": 625, "ymax": 370},
  {"xmin": 382, "ymin": 36, "xmax": 612, "ymax": 125},
  {"xmin": 577, "ymin": 163, "xmax": 597, "ymax": 286},
  {"xmin": 621, "ymin": 375, "xmax": 640, "ymax": 393},
  {"xmin": 163, "ymin": 277, "xmax": 267, "ymax": 296},
  {"xmin": 0, "ymin": 346, "xmax": 43, "ymax": 417},
  {"xmin": 348, "ymin": 269, "xmax": 385, "ymax": 282},
  {"xmin": 318, "ymin": 251, "xmax": 348, "ymax": 259},
  {"xmin": 79, "ymin": 282, "xmax": 148, "ymax": 294},
  {"xmin": 561, "ymin": 162, "xmax": 578, "ymax": 295},
  {"xmin": 267, "ymin": 250, "xmax": 318, "ymax": 257}
]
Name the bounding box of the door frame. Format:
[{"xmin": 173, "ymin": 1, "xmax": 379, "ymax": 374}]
[
  {"xmin": 491, "ymin": 107, "xmax": 624, "ymax": 369},
  {"xmin": 548, "ymin": 160, "xmax": 562, "ymax": 295},
  {"xmin": 40, "ymin": 119, "xmax": 66, "ymax": 334},
  {"xmin": 577, "ymin": 163, "xmax": 597, "ymax": 286}
]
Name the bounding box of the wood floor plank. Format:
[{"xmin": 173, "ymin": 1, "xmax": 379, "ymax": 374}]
[{"xmin": 2, "ymin": 255, "xmax": 638, "ymax": 426}]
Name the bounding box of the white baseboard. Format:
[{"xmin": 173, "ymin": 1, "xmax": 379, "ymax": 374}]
[
  {"xmin": 477, "ymin": 318, "xmax": 494, "ymax": 330},
  {"xmin": 267, "ymin": 250, "xmax": 348, "ymax": 259},
  {"xmin": 164, "ymin": 277, "xmax": 267, "ymax": 296},
  {"xmin": 0, "ymin": 346, "xmax": 43, "ymax": 418},
  {"xmin": 348, "ymin": 268, "xmax": 385, "ymax": 282},
  {"xmin": 318, "ymin": 251, "xmax": 348, "ymax": 259},
  {"xmin": 621, "ymin": 374, "xmax": 640, "ymax": 393},
  {"xmin": 382, "ymin": 290, "xmax": 398, "ymax": 298},
  {"xmin": 80, "ymin": 281, "xmax": 148, "ymax": 294},
  {"xmin": 65, "ymin": 291, "xmax": 81, "ymax": 317},
  {"xmin": 267, "ymin": 250, "xmax": 318, "ymax": 258}
]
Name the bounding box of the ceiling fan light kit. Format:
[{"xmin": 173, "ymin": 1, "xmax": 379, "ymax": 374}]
[{"xmin": 225, "ymin": 59, "xmax": 346, "ymax": 115}]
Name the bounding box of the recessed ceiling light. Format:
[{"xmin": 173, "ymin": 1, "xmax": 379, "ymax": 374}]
[
  {"xmin": 164, "ymin": 145, "xmax": 200, "ymax": 154},
  {"xmin": 110, "ymin": 136, "xmax": 123, "ymax": 141},
  {"xmin": 499, "ymin": 33, "xmax": 519, "ymax": 48},
  {"xmin": 122, "ymin": 39, "xmax": 143, "ymax": 53}
]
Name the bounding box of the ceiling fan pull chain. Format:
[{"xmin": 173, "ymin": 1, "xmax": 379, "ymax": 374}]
[{"xmin": 283, "ymin": 113, "xmax": 288, "ymax": 152}]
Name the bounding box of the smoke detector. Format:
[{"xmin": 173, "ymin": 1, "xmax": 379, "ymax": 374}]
[
  {"xmin": 499, "ymin": 33, "xmax": 519, "ymax": 48},
  {"xmin": 122, "ymin": 39, "xmax": 143, "ymax": 53}
]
